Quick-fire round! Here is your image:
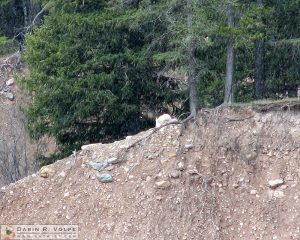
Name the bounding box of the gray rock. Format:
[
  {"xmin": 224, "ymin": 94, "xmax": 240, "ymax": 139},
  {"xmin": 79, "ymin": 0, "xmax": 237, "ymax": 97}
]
[
  {"xmin": 4, "ymin": 92, "xmax": 14, "ymax": 101},
  {"xmin": 169, "ymin": 170, "xmax": 181, "ymax": 179},
  {"xmin": 6, "ymin": 78, "xmax": 15, "ymax": 86},
  {"xmin": 97, "ymin": 173, "xmax": 113, "ymax": 183},
  {"xmin": 107, "ymin": 157, "xmax": 120, "ymax": 165},
  {"xmin": 268, "ymin": 179, "xmax": 284, "ymax": 189},
  {"xmin": 89, "ymin": 161, "xmax": 103, "ymax": 171}
]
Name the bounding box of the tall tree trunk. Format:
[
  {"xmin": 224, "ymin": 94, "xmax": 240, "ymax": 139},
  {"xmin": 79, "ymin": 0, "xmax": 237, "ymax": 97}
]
[
  {"xmin": 21, "ymin": 0, "xmax": 29, "ymax": 27},
  {"xmin": 187, "ymin": 0, "xmax": 199, "ymax": 116},
  {"xmin": 255, "ymin": 0, "xmax": 264, "ymax": 99},
  {"xmin": 224, "ymin": 4, "xmax": 235, "ymax": 104}
]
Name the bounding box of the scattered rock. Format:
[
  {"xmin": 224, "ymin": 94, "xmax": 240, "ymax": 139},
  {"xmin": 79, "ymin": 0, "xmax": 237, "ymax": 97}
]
[
  {"xmin": 6, "ymin": 78, "xmax": 15, "ymax": 86},
  {"xmin": 59, "ymin": 171, "xmax": 66, "ymax": 177},
  {"xmin": 177, "ymin": 162, "xmax": 185, "ymax": 171},
  {"xmin": 107, "ymin": 157, "xmax": 120, "ymax": 165},
  {"xmin": 128, "ymin": 175, "xmax": 134, "ymax": 180},
  {"xmin": 146, "ymin": 176, "xmax": 151, "ymax": 182},
  {"xmin": 169, "ymin": 170, "xmax": 181, "ymax": 179},
  {"xmin": 39, "ymin": 166, "xmax": 55, "ymax": 178},
  {"xmin": 250, "ymin": 189, "xmax": 258, "ymax": 195},
  {"xmin": 90, "ymin": 175, "xmax": 96, "ymax": 180},
  {"xmin": 268, "ymin": 179, "xmax": 284, "ymax": 189},
  {"xmin": 155, "ymin": 180, "xmax": 171, "ymax": 189},
  {"xmin": 120, "ymin": 145, "xmax": 129, "ymax": 149},
  {"xmin": 232, "ymin": 183, "xmax": 239, "ymax": 189},
  {"xmin": 156, "ymin": 195, "xmax": 163, "ymax": 201},
  {"xmin": 279, "ymin": 184, "xmax": 288, "ymax": 190},
  {"xmin": 64, "ymin": 192, "xmax": 70, "ymax": 198},
  {"xmin": 168, "ymin": 153, "xmax": 177, "ymax": 159},
  {"xmin": 187, "ymin": 167, "xmax": 199, "ymax": 175},
  {"xmin": 97, "ymin": 173, "xmax": 113, "ymax": 183},
  {"xmin": 184, "ymin": 144, "xmax": 194, "ymax": 150},
  {"xmin": 273, "ymin": 190, "xmax": 285, "ymax": 198},
  {"xmin": 285, "ymin": 174, "xmax": 294, "ymax": 182},
  {"xmin": 89, "ymin": 161, "xmax": 103, "ymax": 171},
  {"xmin": 3, "ymin": 92, "xmax": 14, "ymax": 101},
  {"xmin": 105, "ymin": 165, "xmax": 115, "ymax": 171}
]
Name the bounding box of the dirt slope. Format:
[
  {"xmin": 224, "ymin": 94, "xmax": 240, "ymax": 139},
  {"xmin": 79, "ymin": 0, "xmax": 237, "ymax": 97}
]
[{"xmin": 0, "ymin": 102, "xmax": 300, "ymax": 240}]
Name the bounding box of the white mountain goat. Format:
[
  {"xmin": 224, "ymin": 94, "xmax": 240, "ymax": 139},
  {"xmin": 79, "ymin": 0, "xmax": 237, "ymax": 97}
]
[{"xmin": 155, "ymin": 114, "xmax": 177, "ymax": 128}]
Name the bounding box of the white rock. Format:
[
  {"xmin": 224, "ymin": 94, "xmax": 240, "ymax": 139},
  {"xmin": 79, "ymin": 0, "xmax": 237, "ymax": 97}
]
[
  {"xmin": 250, "ymin": 189, "xmax": 258, "ymax": 195},
  {"xmin": 268, "ymin": 179, "xmax": 284, "ymax": 188},
  {"xmin": 285, "ymin": 174, "xmax": 294, "ymax": 181},
  {"xmin": 64, "ymin": 192, "xmax": 70, "ymax": 197},
  {"xmin": 184, "ymin": 144, "xmax": 194, "ymax": 149},
  {"xmin": 107, "ymin": 157, "xmax": 119, "ymax": 165},
  {"xmin": 128, "ymin": 175, "xmax": 134, "ymax": 180},
  {"xmin": 6, "ymin": 78, "xmax": 15, "ymax": 86},
  {"xmin": 177, "ymin": 162, "xmax": 185, "ymax": 171},
  {"xmin": 238, "ymin": 178, "xmax": 244, "ymax": 183},
  {"xmin": 155, "ymin": 180, "xmax": 171, "ymax": 189},
  {"xmin": 273, "ymin": 190, "xmax": 285, "ymax": 198},
  {"xmin": 40, "ymin": 166, "xmax": 55, "ymax": 178},
  {"xmin": 90, "ymin": 175, "xmax": 96, "ymax": 180},
  {"xmin": 120, "ymin": 145, "xmax": 129, "ymax": 149}
]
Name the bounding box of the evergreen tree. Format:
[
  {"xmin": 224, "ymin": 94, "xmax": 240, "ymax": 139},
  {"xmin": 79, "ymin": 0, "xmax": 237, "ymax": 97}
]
[{"xmin": 21, "ymin": 0, "xmax": 181, "ymax": 159}]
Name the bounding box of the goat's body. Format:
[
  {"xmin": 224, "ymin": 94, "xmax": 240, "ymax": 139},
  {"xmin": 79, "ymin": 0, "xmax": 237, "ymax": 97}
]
[{"xmin": 155, "ymin": 114, "xmax": 174, "ymax": 128}]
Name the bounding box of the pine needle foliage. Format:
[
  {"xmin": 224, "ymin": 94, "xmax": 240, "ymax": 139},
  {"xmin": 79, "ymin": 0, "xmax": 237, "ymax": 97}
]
[{"xmin": 22, "ymin": 0, "xmax": 180, "ymax": 157}]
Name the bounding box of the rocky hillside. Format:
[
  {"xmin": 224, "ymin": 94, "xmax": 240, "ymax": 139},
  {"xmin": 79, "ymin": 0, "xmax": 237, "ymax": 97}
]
[
  {"xmin": 0, "ymin": 54, "xmax": 56, "ymax": 187},
  {"xmin": 0, "ymin": 102, "xmax": 299, "ymax": 239},
  {"xmin": 0, "ymin": 53, "xmax": 35, "ymax": 186}
]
